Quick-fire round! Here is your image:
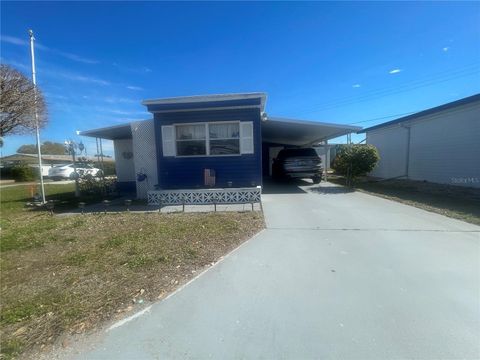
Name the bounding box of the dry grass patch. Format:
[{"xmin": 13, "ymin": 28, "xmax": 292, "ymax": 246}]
[{"xmin": 1, "ymin": 192, "xmax": 264, "ymax": 359}]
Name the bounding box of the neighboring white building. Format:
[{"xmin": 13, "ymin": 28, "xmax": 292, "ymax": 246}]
[{"xmin": 359, "ymin": 94, "xmax": 480, "ymax": 188}]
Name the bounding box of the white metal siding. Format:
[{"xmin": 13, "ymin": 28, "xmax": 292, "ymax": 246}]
[
  {"xmin": 367, "ymin": 101, "xmax": 480, "ymax": 188},
  {"xmin": 408, "ymin": 103, "xmax": 480, "ymax": 187},
  {"xmin": 113, "ymin": 139, "xmax": 135, "ymax": 182},
  {"xmin": 368, "ymin": 125, "xmax": 408, "ymax": 179},
  {"xmin": 131, "ymin": 119, "xmax": 158, "ymax": 199}
]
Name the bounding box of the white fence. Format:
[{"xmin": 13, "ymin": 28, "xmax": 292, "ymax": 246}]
[{"xmin": 147, "ymin": 187, "xmax": 261, "ymax": 206}]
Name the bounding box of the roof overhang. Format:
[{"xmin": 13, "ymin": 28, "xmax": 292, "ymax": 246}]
[
  {"xmin": 79, "ymin": 123, "xmax": 133, "ymax": 140},
  {"xmin": 142, "ymin": 92, "xmax": 267, "ymax": 113},
  {"xmin": 358, "ymin": 93, "xmax": 480, "ymax": 133},
  {"xmin": 262, "ymin": 117, "xmax": 361, "ymax": 146}
]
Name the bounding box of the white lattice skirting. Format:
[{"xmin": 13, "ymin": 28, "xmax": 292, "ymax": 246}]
[{"xmin": 147, "ymin": 187, "xmax": 262, "ymax": 205}]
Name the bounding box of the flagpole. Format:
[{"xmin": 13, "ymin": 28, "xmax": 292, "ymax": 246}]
[{"xmin": 29, "ymin": 29, "xmax": 46, "ymax": 204}]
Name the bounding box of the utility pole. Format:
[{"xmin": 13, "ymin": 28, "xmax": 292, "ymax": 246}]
[
  {"xmin": 29, "ymin": 29, "xmax": 46, "ymax": 203},
  {"xmin": 65, "ymin": 140, "xmax": 80, "ymax": 197}
]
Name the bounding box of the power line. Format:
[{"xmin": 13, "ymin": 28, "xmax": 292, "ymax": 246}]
[
  {"xmin": 302, "ymin": 64, "xmax": 479, "ymax": 110},
  {"xmin": 278, "ymin": 62, "xmax": 476, "ymax": 101},
  {"xmin": 349, "ymin": 111, "xmax": 417, "ymax": 125},
  {"xmin": 301, "ymin": 69, "xmax": 479, "ymax": 115},
  {"xmin": 294, "ymin": 64, "xmax": 480, "ymax": 116}
]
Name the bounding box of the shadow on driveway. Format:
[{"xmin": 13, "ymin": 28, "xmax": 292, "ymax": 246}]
[
  {"xmin": 261, "ymin": 178, "xmax": 309, "ymax": 194},
  {"xmin": 309, "ymin": 184, "xmax": 355, "ymax": 195}
]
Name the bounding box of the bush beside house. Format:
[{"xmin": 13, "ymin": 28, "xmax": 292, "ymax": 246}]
[{"xmin": 333, "ymin": 144, "xmax": 380, "ymax": 186}]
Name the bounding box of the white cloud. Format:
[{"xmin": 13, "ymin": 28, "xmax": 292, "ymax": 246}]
[
  {"xmin": 126, "ymin": 85, "xmax": 144, "ymax": 91},
  {"xmin": 1, "ymin": 35, "xmax": 27, "ymax": 46},
  {"xmin": 53, "ymin": 50, "xmax": 98, "ymax": 64},
  {"xmin": 352, "ymin": 84, "xmax": 361, "ymax": 88},
  {"xmin": 102, "ymin": 96, "xmax": 140, "ymax": 104},
  {"xmin": 58, "ymin": 72, "xmax": 110, "ymax": 86},
  {"xmin": 442, "ymin": 47, "xmax": 450, "ymax": 52},
  {"xmin": 95, "ymin": 107, "xmax": 149, "ymax": 116},
  {"xmin": 1, "ymin": 59, "xmax": 111, "ymax": 86},
  {"xmin": 1, "ymin": 34, "xmax": 98, "ymax": 64},
  {"xmin": 44, "ymin": 93, "xmax": 69, "ymax": 100},
  {"xmin": 389, "ymin": 69, "xmax": 402, "ymax": 74}
]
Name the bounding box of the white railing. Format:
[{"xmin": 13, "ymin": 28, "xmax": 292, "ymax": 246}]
[{"xmin": 147, "ymin": 186, "xmax": 261, "ymax": 205}]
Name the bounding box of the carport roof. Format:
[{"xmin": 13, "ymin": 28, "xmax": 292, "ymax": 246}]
[
  {"xmin": 262, "ymin": 117, "xmax": 361, "ymax": 146},
  {"xmin": 79, "ymin": 123, "xmax": 133, "ymax": 140},
  {"xmin": 80, "ymin": 117, "xmax": 361, "ymax": 144}
]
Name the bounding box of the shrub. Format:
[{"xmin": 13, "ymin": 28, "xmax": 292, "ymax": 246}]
[
  {"xmin": 332, "ymin": 144, "xmax": 380, "ymax": 185},
  {"xmin": 78, "ymin": 174, "xmax": 116, "ymax": 195},
  {"xmin": 9, "ymin": 163, "xmax": 37, "ymax": 182},
  {"xmin": 94, "ymin": 161, "xmax": 116, "ymax": 176}
]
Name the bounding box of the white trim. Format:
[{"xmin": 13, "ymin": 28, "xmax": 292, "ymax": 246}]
[
  {"xmin": 266, "ymin": 117, "xmax": 362, "ymax": 132},
  {"xmin": 147, "ymin": 187, "xmax": 262, "ymax": 205},
  {"xmin": 161, "ymin": 125, "xmax": 175, "ymax": 157},
  {"xmin": 240, "ymin": 122, "xmax": 254, "ymax": 154},
  {"xmin": 142, "ymin": 92, "xmax": 266, "ymax": 105},
  {"xmin": 148, "ymin": 105, "xmax": 262, "ymax": 114}
]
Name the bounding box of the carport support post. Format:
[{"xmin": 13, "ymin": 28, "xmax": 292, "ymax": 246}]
[
  {"xmin": 72, "ymin": 147, "xmax": 80, "ymax": 197},
  {"xmin": 324, "ymin": 139, "xmax": 328, "ymax": 182},
  {"xmin": 99, "ymin": 138, "xmax": 106, "ymax": 194}
]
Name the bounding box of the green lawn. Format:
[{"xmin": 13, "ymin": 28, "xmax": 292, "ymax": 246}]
[{"xmin": 0, "ymin": 184, "xmax": 264, "ymax": 359}]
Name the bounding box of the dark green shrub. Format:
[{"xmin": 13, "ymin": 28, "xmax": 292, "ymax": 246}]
[
  {"xmin": 9, "ymin": 163, "xmax": 37, "ymax": 182},
  {"xmin": 332, "ymin": 144, "xmax": 380, "ymax": 186}
]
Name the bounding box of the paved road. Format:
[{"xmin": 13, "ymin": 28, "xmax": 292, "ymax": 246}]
[
  {"xmin": 72, "ymin": 182, "xmax": 480, "ymax": 360},
  {"xmin": 0, "ymin": 180, "xmax": 74, "ymax": 188}
]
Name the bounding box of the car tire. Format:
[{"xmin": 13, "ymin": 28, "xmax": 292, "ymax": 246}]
[{"xmin": 312, "ymin": 176, "xmax": 321, "ymax": 184}]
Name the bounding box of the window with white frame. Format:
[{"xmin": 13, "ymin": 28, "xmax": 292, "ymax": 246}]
[
  {"xmin": 175, "ymin": 124, "xmax": 206, "ymax": 156},
  {"xmin": 209, "ymin": 123, "xmax": 240, "ymax": 155},
  {"xmin": 174, "ymin": 122, "xmax": 241, "ymax": 156}
]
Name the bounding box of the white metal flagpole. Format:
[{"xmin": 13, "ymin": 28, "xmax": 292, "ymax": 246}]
[{"xmin": 29, "ymin": 29, "xmax": 46, "ymax": 204}]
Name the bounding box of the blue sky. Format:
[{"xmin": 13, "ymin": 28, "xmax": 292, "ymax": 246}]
[{"xmin": 1, "ymin": 1, "xmax": 479, "ymax": 156}]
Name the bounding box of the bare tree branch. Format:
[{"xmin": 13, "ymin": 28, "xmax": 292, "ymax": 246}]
[{"xmin": 0, "ymin": 64, "xmax": 48, "ymax": 137}]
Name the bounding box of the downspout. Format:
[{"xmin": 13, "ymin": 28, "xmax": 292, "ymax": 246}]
[{"xmin": 401, "ymin": 124, "xmax": 411, "ymax": 179}]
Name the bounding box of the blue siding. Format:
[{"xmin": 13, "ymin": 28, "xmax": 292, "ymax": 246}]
[
  {"xmin": 154, "ymin": 108, "xmax": 262, "ymax": 189},
  {"xmin": 116, "ymin": 181, "xmax": 136, "ymax": 194}
]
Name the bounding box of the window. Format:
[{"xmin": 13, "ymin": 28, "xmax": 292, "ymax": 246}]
[
  {"xmin": 209, "ymin": 123, "xmax": 240, "ymax": 155},
  {"xmin": 174, "ymin": 122, "xmax": 241, "ymax": 156},
  {"xmin": 176, "ymin": 124, "xmax": 206, "ymax": 156}
]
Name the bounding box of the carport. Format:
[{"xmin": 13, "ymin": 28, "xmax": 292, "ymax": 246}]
[{"xmin": 261, "ymin": 117, "xmax": 361, "ymax": 178}]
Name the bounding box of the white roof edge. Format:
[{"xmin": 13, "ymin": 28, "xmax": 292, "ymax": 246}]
[
  {"xmin": 266, "ymin": 117, "xmax": 362, "ymax": 131},
  {"xmin": 78, "ymin": 120, "xmax": 151, "ymax": 137},
  {"xmin": 141, "ymin": 92, "xmax": 267, "ymax": 106},
  {"xmin": 79, "ymin": 123, "xmax": 132, "ymax": 136}
]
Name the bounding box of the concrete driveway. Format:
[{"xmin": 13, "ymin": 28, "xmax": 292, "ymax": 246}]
[{"xmin": 72, "ymin": 181, "xmax": 480, "ymax": 360}]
